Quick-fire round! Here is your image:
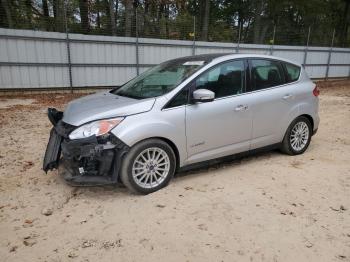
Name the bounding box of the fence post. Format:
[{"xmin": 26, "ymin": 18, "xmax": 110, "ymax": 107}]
[
  {"xmin": 325, "ymin": 29, "xmax": 335, "ymax": 81},
  {"xmin": 236, "ymin": 25, "xmax": 241, "ymax": 53},
  {"xmin": 66, "ymin": 34, "xmax": 73, "ymax": 93},
  {"xmin": 64, "ymin": 1, "xmax": 73, "ymax": 93},
  {"xmin": 135, "ymin": 8, "xmax": 140, "ymax": 76},
  {"xmin": 192, "ymin": 16, "xmax": 196, "ymax": 55},
  {"xmin": 269, "ymin": 25, "xmax": 276, "ymax": 55},
  {"xmin": 303, "ymin": 26, "xmax": 311, "ymax": 68}
]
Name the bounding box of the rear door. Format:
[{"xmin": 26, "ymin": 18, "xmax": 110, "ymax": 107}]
[
  {"xmin": 185, "ymin": 59, "xmax": 253, "ymax": 165},
  {"xmin": 248, "ymin": 58, "xmax": 298, "ymax": 149}
]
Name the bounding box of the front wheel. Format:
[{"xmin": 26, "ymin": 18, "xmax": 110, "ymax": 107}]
[
  {"xmin": 120, "ymin": 139, "xmax": 176, "ymax": 194},
  {"xmin": 281, "ymin": 116, "xmax": 312, "ymax": 155}
]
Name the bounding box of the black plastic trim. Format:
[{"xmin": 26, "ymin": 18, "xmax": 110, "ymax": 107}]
[
  {"xmin": 43, "ymin": 128, "xmax": 62, "ymax": 172},
  {"xmin": 178, "ymin": 143, "xmax": 281, "ymax": 173},
  {"xmin": 47, "ymin": 108, "xmax": 63, "ymax": 126},
  {"xmin": 162, "ymin": 85, "xmax": 190, "ymax": 109}
]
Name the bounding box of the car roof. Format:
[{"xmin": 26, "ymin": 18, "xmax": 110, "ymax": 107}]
[
  {"xmin": 167, "ymin": 53, "xmax": 232, "ymax": 63},
  {"xmin": 169, "ymin": 53, "xmax": 301, "ymax": 67}
]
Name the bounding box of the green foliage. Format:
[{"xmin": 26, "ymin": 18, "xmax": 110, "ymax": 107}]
[{"xmin": 0, "ymin": 0, "xmax": 349, "ymax": 47}]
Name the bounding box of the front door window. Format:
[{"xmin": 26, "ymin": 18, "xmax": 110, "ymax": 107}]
[{"xmin": 195, "ymin": 60, "xmax": 246, "ymax": 98}]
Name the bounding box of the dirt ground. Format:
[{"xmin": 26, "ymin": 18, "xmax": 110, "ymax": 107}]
[{"xmin": 0, "ymin": 81, "xmax": 349, "ymax": 262}]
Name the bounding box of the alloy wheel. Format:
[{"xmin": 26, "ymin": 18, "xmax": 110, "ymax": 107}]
[
  {"xmin": 290, "ymin": 121, "xmax": 310, "ymax": 151},
  {"xmin": 132, "ymin": 147, "xmax": 170, "ymax": 189}
]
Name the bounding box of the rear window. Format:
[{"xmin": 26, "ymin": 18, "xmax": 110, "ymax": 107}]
[{"xmin": 284, "ymin": 63, "xmax": 301, "ymax": 82}]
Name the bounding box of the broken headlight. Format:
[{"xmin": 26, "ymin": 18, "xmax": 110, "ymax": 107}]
[{"xmin": 69, "ymin": 117, "xmax": 124, "ymax": 140}]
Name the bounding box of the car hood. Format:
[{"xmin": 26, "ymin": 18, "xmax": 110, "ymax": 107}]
[{"xmin": 62, "ymin": 91, "xmax": 155, "ymax": 126}]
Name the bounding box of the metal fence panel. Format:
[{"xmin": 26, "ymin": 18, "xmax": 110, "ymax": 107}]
[
  {"xmin": 0, "ymin": 65, "xmax": 69, "ymax": 88},
  {"xmin": 272, "ymin": 51, "xmax": 305, "ymax": 64},
  {"xmin": 305, "ymin": 66, "xmax": 328, "ymax": 79},
  {"xmin": 330, "ymin": 52, "xmax": 350, "ymax": 64},
  {"xmin": 70, "ymin": 42, "xmax": 136, "ymax": 64},
  {"xmin": 139, "ymin": 45, "xmax": 192, "ymax": 65},
  {"xmin": 328, "ymin": 66, "xmax": 350, "ymax": 78},
  {"xmin": 71, "ymin": 66, "xmax": 136, "ymax": 87},
  {"xmin": 0, "ymin": 28, "xmax": 349, "ymax": 90},
  {"xmin": 307, "ymin": 52, "xmax": 330, "ymax": 65}
]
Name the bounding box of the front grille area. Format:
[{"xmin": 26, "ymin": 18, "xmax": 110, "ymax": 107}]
[{"xmin": 60, "ymin": 133, "xmax": 129, "ymax": 178}]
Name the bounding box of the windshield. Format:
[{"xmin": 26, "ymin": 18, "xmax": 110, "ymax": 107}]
[{"xmin": 111, "ymin": 59, "xmax": 206, "ymax": 99}]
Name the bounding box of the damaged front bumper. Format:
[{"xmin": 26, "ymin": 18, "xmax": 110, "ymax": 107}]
[{"xmin": 43, "ymin": 108, "xmax": 129, "ymax": 186}]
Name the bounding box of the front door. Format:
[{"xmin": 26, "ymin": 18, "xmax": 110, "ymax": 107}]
[{"xmin": 185, "ymin": 60, "xmax": 253, "ymax": 165}]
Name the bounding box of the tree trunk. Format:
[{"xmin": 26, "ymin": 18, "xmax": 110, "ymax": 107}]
[
  {"xmin": 24, "ymin": 0, "xmax": 33, "ymax": 28},
  {"xmin": 339, "ymin": 0, "xmax": 350, "ymax": 47},
  {"xmin": 164, "ymin": 4, "xmax": 169, "ymax": 38},
  {"xmin": 42, "ymin": 0, "xmax": 49, "ymax": 17},
  {"xmin": 124, "ymin": 0, "xmax": 133, "ymax": 36},
  {"xmin": 105, "ymin": 0, "xmax": 117, "ymax": 35},
  {"xmin": 115, "ymin": 0, "xmax": 119, "ymax": 33},
  {"xmin": 143, "ymin": 0, "xmax": 149, "ymax": 37},
  {"xmin": 156, "ymin": 2, "xmax": 164, "ymax": 37},
  {"xmin": 200, "ymin": 0, "xmax": 210, "ymax": 41},
  {"xmin": 258, "ymin": 24, "xmax": 269, "ymax": 44},
  {"xmin": 42, "ymin": 0, "xmax": 50, "ymax": 30},
  {"xmin": 237, "ymin": 19, "xmax": 243, "ymax": 42},
  {"xmin": 79, "ymin": 0, "xmax": 90, "ymax": 34},
  {"xmin": 243, "ymin": 18, "xmax": 252, "ymax": 42},
  {"xmin": 96, "ymin": 0, "xmax": 101, "ymax": 29},
  {"xmin": 104, "ymin": 0, "xmax": 111, "ymax": 32},
  {"xmin": 0, "ymin": 0, "xmax": 13, "ymax": 27},
  {"xmin": 253, "ymin": 0, "xmax": 265, "ymax": 44},
  {"xmin": 53, "ymin": 0, "xmax": 65, "ymax": 32},
  {"xmin": 53, "ymin": 0, "xmax": 57, "ymax": 17},
  {"xmin": 110, "ymin": 0, "xmax": 117, "ymax": 35}
]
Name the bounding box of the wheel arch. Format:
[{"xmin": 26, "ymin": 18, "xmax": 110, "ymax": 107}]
[
  {"xmin": 281, "ymin": 113, "xmax": 314, "ymax": 143},
  {"xmin": 299, "ymin": 114, "xmax": 314, "ymax": 131},
  {"xmin": 152, "ymin": 137, "xmax": 180, "ymax": 171},
  {"xmin": 111, "ymin": 114, "xmax": 187, "ymax": 167},
  {"xmin": 127, "ymin": 136, "xmax": 181, "ymax": 171}
]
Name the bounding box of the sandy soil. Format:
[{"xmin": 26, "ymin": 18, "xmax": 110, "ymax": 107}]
[{"xmin": 0, "ymin": 81, "xmax": 349, "ymax": 262}]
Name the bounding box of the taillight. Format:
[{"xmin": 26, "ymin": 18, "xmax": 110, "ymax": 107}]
[{"xmin": 313, "ymin": 85, "xmax": 320, "ymax": 97}]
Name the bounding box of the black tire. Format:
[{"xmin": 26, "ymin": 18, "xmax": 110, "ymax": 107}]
[
  {"xmin": 120, "ymin": 139, "xmax": 176, "ymax": 194},
  {"xmin": 281, "ymin": 116, "xmax": 312, "ymax": 155}
]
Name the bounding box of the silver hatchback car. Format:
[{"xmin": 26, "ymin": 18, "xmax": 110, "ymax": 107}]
[{"xmin": 43, "ymin": 53, "xmax": 320, "ymax": 194}]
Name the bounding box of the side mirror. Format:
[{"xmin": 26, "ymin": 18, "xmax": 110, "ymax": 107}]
[{"xmin": 192, "ymin": 89, "xmax": 215, "ymax": 103}]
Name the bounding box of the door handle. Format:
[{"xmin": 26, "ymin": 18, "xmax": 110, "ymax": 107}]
[
  {"xmin": 234, "ymin": 105, "xmax": 248, "ymax": 112},
  {"xmin": 282, "ymin": 94, "xmax": 293, "ymax": 100}
]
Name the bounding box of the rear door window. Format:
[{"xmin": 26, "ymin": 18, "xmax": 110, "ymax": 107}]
[{"xmin": 250, "ymin": 59, "xmax": 285, "ymax": 90}]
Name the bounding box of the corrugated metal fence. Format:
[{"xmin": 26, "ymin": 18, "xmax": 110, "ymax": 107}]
[{"xmin": 0, "ymin": 28, "xmax": 350, "ymax": 90}]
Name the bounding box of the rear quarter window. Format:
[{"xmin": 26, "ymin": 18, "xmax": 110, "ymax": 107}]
[{"xmin": 284, "ymin": 63, "xmax": 301, "ymax": 83}]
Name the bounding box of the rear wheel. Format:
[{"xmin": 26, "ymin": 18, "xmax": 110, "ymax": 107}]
[
  {"xmin": 120, "ymin": 139, "xmax": 176, "ymax": 194},
  {"xmin": 281, "ymin": 116, "xmax": 312, "ymax": 155}
]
